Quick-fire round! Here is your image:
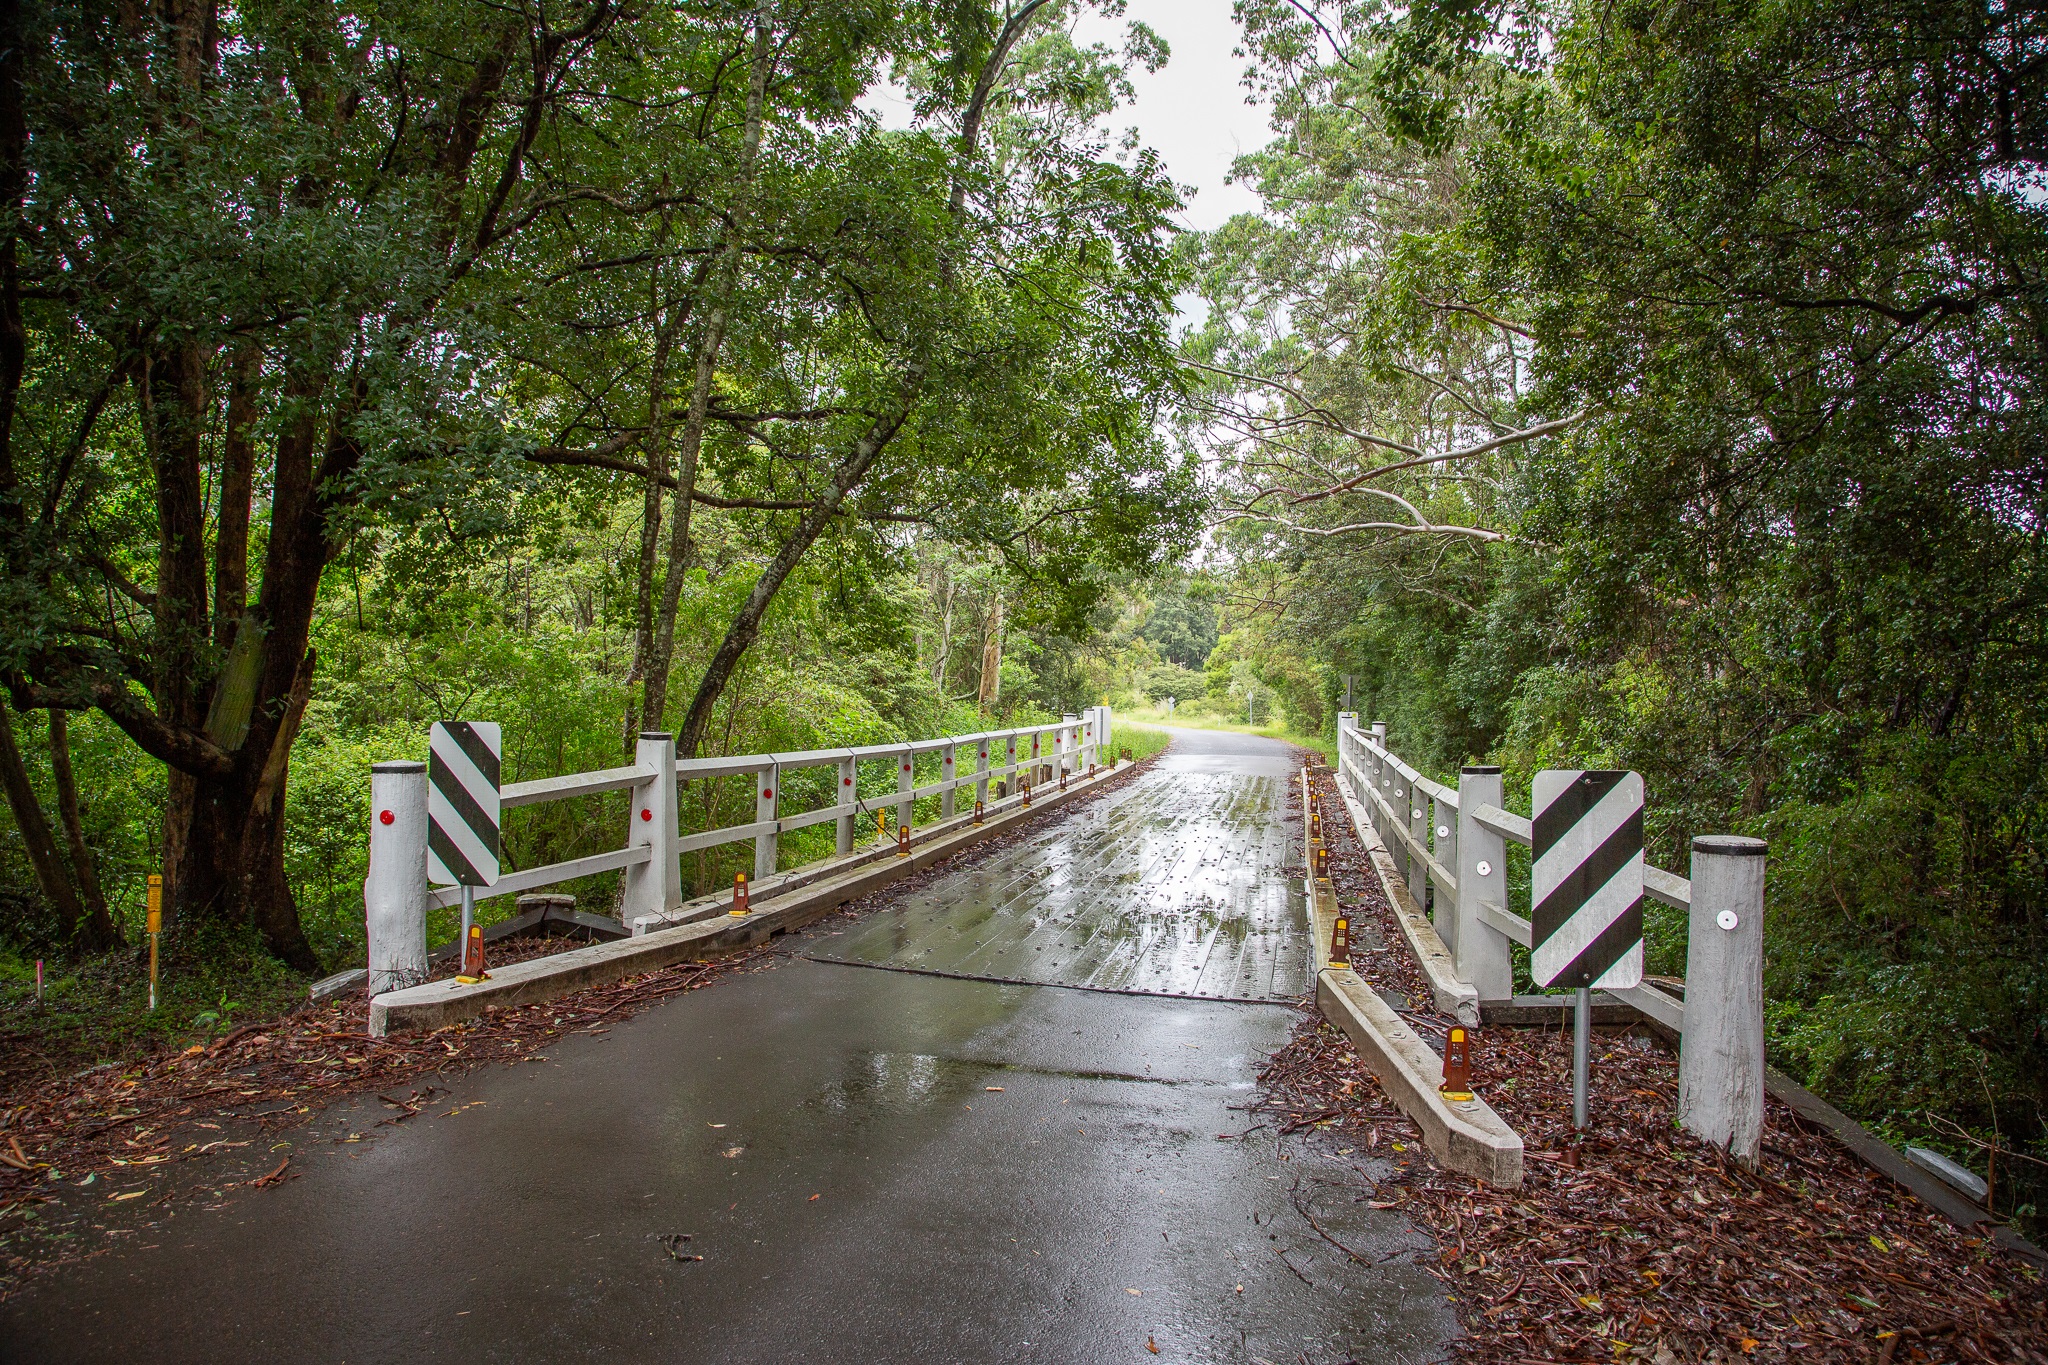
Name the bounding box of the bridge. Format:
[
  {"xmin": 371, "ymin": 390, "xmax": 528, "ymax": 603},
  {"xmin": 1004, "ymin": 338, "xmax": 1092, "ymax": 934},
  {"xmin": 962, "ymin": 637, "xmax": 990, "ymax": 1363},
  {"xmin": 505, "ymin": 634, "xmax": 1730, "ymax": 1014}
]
[{"xmin": 0, "ymin": 717, "xmax": 2026, "ymax": 1361}]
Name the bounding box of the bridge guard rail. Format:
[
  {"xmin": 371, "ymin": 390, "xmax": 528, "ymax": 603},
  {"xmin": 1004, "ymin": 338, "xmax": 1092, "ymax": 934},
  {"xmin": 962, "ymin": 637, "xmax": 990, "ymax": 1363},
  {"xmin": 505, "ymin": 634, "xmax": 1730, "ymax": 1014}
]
[
  {"xmin": 365, "ymin": 707, "xmax": 1111, "ymax": 988},
  {"xmin": 1331, "ymin": 713, "xmax": 1765, "ymax": 1165}
]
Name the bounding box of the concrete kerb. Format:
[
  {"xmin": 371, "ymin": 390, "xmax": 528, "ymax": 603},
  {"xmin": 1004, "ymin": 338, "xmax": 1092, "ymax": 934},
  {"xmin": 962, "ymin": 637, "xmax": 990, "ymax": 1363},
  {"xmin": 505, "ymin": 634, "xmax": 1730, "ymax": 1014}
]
[
  {"xmin": 1317, "ymin": 969, "xmax": 1524, "ymax": 1188},
  {"xmin": 1300, "ymin": 768, "xmax": 1523, "ymax": 1189},
  {"xmin": 367, "ymin": 760, "xmax": 1131, "ymax": 1037}
]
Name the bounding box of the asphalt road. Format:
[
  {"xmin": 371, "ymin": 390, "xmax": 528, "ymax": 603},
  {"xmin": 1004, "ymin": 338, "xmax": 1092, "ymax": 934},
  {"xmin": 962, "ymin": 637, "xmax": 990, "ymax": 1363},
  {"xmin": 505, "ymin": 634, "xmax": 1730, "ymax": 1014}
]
[{"xmin": 1, "ymin": 727, "xmax": 1455, "ymax": 1364}]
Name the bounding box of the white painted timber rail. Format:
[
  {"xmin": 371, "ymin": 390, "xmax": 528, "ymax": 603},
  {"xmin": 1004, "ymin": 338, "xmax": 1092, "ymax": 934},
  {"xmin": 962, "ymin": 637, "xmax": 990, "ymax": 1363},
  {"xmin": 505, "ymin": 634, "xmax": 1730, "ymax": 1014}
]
[
  {"xmin": 364, "ymin": 707, "xmax": 1113, "ymax": 986},
  {"xmin": 1330, "ymin": 712, "xmax": 1766, "ymax": 1164}
]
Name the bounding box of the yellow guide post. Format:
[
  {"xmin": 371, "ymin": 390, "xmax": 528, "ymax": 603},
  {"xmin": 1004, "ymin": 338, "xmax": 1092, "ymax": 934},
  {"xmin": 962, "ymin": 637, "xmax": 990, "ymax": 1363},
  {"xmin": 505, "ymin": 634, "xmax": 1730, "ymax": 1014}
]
[{"xmin": 146, "ymin": 874, "xmax": 163, "ymax": 1011}]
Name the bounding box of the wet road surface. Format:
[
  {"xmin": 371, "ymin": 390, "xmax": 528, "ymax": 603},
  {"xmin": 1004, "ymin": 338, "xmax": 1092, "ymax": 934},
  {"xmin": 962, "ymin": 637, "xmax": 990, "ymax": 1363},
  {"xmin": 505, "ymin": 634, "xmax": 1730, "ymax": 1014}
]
[
  {"xmin": 1, "ymin": 727, "xmax": 1455, "ymax": 1363},
  {"xmin": 810, "ymin": 728, "xmax": 1309, "ymax": 1000}
]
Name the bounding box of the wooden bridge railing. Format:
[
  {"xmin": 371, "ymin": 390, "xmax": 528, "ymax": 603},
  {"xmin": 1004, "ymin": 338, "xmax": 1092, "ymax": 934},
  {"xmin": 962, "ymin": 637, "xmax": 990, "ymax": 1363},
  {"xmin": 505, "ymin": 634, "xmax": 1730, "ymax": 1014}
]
[{"xmin": 1331, "ymin": 712, "xmax": 1766, "ymax": 1162}]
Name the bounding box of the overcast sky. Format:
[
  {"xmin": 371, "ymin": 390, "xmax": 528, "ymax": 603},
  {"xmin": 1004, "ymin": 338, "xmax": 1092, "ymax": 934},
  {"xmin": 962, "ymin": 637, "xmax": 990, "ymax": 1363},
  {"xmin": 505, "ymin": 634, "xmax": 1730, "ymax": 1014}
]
[{"xmin": 863, "ymin": 3, "xmax": 1275, "ymax": 234}]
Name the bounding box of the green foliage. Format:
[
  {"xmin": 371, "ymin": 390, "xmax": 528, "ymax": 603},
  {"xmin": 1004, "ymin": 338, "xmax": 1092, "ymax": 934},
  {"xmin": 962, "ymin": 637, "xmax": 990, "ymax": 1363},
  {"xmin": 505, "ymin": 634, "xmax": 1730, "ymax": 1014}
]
[{"xmin": 1197, "ymin": 0, "xmax": 2048, "ymax": 1205}]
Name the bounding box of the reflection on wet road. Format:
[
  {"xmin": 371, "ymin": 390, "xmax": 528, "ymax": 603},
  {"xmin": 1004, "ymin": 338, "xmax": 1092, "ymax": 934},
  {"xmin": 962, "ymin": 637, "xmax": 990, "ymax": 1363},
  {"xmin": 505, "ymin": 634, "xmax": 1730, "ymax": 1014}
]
[
  {"xmin": 0, "ymin": 727, "xmax": 1455, "ymax": 1364},
  {"xmin": 811, "ymin": 727, "xmax": 1310, "ymax": 1000}
]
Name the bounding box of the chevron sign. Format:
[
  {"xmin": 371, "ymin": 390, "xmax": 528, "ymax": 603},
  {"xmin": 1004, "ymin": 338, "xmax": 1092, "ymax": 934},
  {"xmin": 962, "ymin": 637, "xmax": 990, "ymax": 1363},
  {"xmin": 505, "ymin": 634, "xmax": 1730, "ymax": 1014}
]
[
  {"xmin": 1530, "ymin": 770, "xmax": 1644, "ymax": 990},
  {"xmin": 428, "ymin": 721, "xmax": 501, "ymax": 889}
]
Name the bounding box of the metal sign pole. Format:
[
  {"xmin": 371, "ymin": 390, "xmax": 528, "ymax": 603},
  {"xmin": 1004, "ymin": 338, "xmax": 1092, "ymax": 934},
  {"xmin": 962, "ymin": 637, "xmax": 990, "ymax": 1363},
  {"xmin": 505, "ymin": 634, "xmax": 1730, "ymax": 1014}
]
[
  {"xmin": 460, "ymin": 884, "xmax": 476, "ymax": 969},
  {"xmin": 1573, "ymin": 986, "xmax": 1591, "ymax": 1130}
]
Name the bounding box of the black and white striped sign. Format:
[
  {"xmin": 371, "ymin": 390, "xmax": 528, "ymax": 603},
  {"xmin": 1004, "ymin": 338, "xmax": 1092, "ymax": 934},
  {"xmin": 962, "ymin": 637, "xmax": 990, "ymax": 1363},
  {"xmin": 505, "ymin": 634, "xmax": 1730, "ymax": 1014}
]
[
  {"xmin": 1531, "ymin": 770, "xmax": 1643, "ymax": 990},
  {"xmin": 428, "ymin": 721, "xmax": 500, "ymax": 888}
]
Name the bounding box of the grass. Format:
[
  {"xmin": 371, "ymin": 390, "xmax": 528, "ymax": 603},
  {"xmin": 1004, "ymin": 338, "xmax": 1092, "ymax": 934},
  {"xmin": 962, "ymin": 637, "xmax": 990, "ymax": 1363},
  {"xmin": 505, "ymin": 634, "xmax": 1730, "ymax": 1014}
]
[
  {"xmin": 1120, "ymin": 705, "xmax": 1335, "ymax": 765},
  {"xmin": 1110, "ymin": 720, "xmax": 1174, "ymax": 764},
  {"xmin": 0, "ymin": 926, "xmax": 310, "ymax": 1090}
]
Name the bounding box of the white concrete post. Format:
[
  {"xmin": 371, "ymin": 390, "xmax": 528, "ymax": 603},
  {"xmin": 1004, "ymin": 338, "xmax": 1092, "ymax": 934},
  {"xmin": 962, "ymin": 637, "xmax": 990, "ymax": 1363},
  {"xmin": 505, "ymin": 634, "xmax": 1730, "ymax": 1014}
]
[
  {"xmin": 621, "ymin": 732, "xmax": 682, "ymax": 925},
  {"xmin": 896, "ymin": 747, "xmax": 914, "ymax": 830},
  {"xmin": 365, "ymin": 761, "xmax": 429, "ymax": 995},
  {"xmin": 1030, "ymin": 730, "xmax": 1042, "ymax": 785},
  {"xmin": 1336, "ymin": 713, "xmax": 1358, "ymax": 794},
  {"xmin": 1433, "ymin": 790, "xmax": 1459, "ymax": 956},
  {"xmin": 1679, "ymin": 835, "xmax": 1768, "ymax": 1165},
  {"xmin": 1369, "ymin": 721, "xmax": 1389, "ymax": 833},
  {"xmin": 1454, "ymin": 766, "xmax": 1513, "ymax": 1002},
  {"xmin": 1080, "ymin": 709, "xmax": 1095, "ymax": 767},
  {"xmin": 836, "ymin": 756, "xmax": 856, "ymax": 855},
  {"xmin": 1406, "ymin": 776, "xmax": 1429, "ymax": 907},
  {"xmin": 1004, "ymin": 733, "xmax": 1017, "ymax": 795},
  {"xmin": 1061, "ymin": 714, "xmax": 1078, "ymax": 775},
  {"xmin": 941, "ymin": 742, "xmax": 958, "ymax": 819},
  {"xmin": 975, "ymin": 738, "xmax": 990, "ymax": 808},
  {"xmin": 753, "ymin": 761, "xmax": 779, "ymax": 883},
  {"xmin": 1099, "ymin": 704, "xmax": 1113, "ymax": 758}
]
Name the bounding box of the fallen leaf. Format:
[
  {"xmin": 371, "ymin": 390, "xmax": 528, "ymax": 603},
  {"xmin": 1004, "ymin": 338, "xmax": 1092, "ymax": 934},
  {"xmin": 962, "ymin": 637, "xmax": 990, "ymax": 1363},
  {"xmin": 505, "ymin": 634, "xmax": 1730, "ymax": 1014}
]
[
  {"xmin": 808, "ymin": 1194, "xmax": 820, "ymax": 1201},
  {"xmin": 1869, "ymin": 1235, "xmax": 1889, "ymax": 1252},
  {"xmin": 110, "ymin": 1189, "xmax": 146, "ymax": 1201},
  {"xmin": 1126, "ymin": 1287, "xmax": 1142, "ymax": 1296},
  {"xmin": 985, "ymin": 1086, "xmax": 1004, "ymax": 1092},
  {"xmin": 1146, "ymin": 1338, "xmax": 1159, "ymax": 1354},
  {"xmin": 721, "ymin": 1147, "xmax": 744, "ymax": 1158}
]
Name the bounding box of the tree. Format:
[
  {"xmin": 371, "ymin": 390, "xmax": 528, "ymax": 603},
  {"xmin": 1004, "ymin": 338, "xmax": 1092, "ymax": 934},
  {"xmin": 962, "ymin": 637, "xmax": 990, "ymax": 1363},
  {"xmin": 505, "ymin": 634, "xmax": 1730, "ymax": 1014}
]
[{"xmin": 0, "ymin": 0, "xmax": 1195, "ymax": 967}]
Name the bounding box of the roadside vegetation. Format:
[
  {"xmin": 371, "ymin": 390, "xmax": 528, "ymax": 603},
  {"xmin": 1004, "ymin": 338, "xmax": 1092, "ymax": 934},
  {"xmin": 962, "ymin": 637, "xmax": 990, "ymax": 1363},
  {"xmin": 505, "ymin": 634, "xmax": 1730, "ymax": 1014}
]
[
  {"xmin": 1187, "ymin": 0, "xmax": 2048, "ymax": 1222},
  {"xmin": 1, "ymin": 0, "xmax": 2040, "ymax": 1248}
]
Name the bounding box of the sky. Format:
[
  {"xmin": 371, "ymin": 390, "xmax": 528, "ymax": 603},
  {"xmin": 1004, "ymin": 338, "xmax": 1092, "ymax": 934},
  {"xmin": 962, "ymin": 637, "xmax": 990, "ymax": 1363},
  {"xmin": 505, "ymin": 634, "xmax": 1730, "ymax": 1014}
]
[{"xmin": 861, "ymin": 3, "xmax": 1275, "ymax": 234}]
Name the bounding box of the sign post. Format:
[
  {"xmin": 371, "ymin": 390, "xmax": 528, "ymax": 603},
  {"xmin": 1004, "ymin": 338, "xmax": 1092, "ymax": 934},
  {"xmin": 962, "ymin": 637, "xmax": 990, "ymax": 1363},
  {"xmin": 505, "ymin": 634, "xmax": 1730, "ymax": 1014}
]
[
  {"xmin": 146, "ymin": 874, "xmax": 162, "ymax": 1011},
  {"xmin": 428, "ymin": 722, "xmax": 501, "ymax": 984},
  {"xmin": 1531, "ymin": 770, "xmax": 1645, "ymax": 1129}
]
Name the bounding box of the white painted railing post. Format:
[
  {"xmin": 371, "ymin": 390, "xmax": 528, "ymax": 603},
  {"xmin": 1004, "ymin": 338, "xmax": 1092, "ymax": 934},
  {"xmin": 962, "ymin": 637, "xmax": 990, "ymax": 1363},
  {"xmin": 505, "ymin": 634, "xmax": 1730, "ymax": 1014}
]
[
  {"xmin": 1369, "ymin": 721, "xmax": 1389, "ymax": 834},
  {"xmin": 836, "ymin": 756, "xmax": 856, "ymax": 855},
  {"xmin": 754, "ymin": 761, "xmax": 780, "ymax": 882},
  {"xmin": 1061, "ymin": 714, "xmax": 1078, "ymax": 774},
  {"xmin": 941, "ymin": 742, "xmax": 958, "ymax": 819},
  {"xmin": 1030, "ymin": 730, "xmax": 1042, "ymax": 784},
  {"xmin": 365, "ymin": 760, "xmax": 429, "ymax": 995},
  {"xmin": 1679, "ymin": 836, "xmax": 1768, "ymax": 1165},
  {"xmin": 1454, "ymin": 765, "xmax": 1514, "ymax": 1002},
  {"xmin": 1005, "ymin": 733, "xmax": 1017, "ymax": 794},
  {"xmin": 1099, "ymin": 704, "xmax": 1113, "ymax": 758},
  {"xmin": 621, "ymin": 731, "xmax": 681, "ymax": 925},
  {"xmin": 896, "ymin": 746, "xmax": 914, "ymax": 830},
  {"xmin": 1433, "ymin": 789, "xmax": 1458, "ymax": 956},
  {"xmin": 1335, "ymin": 713, "xmax": 1358, "ymax": 793},
  {"xmin": 975, "ymin": 738, "xmax": 990, "ymax": 807},
  {"xmin": 1406, "ymin": 774, "xmax": 1429, "ymax": 908}
]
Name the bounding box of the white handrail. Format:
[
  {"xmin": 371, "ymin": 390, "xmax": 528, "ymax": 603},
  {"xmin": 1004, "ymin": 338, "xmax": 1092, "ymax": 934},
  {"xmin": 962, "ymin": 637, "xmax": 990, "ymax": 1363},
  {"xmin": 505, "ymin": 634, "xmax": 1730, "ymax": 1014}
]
[{"xmin": 369, "ymin": 707, "xmax": 1112, "ymax": 942}]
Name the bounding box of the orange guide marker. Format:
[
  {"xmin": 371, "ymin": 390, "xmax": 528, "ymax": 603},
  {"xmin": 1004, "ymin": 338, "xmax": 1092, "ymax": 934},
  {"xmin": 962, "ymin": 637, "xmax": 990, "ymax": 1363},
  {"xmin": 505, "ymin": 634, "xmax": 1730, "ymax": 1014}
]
[
  {"xmin": 458, "ymin": 924, "xmax": 489, "ymax": 982},
  {"xmin": 730, "ymin": 871, "xmax": 750, "ymax": 917},
  {"xmin": 1440, "ymin": 1026, "xmax": 1475, "ymax": 1102}
]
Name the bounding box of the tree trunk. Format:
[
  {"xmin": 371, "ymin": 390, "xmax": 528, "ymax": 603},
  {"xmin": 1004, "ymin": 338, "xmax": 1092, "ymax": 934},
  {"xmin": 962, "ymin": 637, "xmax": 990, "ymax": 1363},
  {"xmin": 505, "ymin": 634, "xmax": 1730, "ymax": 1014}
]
[
  {"xmin": 48, "ymin": 709, "xmax": 117, "ymax": 949},
  {"xmin": 978, "ymin": 592, "xmax": 1004, "ymax": 708},
  {"xmin": 677, "ymin": 399, "xmax": 914, "ymax": 756},
  {"xmin": 624, "ymin": 283, "xmax": 674, "ymax": 749},
  {"xmin": 212, "ymin": 344, "xmax": 257, "ymax": 647},
  {"xmin": 671, "ymin": 8, "xmax": 1033, "ymax": 753},
  {"xmin": 641, "ymin": 13, "xmax": 774, "ymax": 733},
  {"xmin": 0, "ymin": 708, "xmax": 85, "ymax": 930},
  {"xmin": 933, "ymin": 566, "xmax": 955, "ymax": 693}
]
